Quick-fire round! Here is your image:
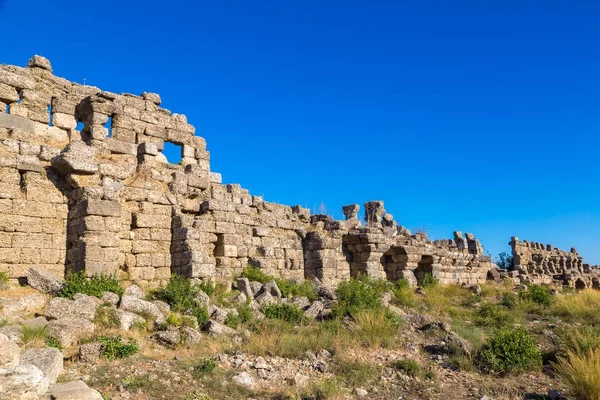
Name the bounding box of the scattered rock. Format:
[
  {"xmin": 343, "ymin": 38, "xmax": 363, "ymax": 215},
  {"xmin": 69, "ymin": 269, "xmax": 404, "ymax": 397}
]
[
  {"xmin": 193, "ymin": 290, "xmax": 211, "ymax": 309},
  {"xmin": 0, "ymin": 325, "xmax": 23, "ymax": 344},
  {"xmin": 152, "ymin": 300, "xmax": 171, "ymax": 316},
  {"xmin": 305, "ymin": 301, "xmax": 324, "ymax": 319},
  {"xmin": 123, "ymin": 284, "xmax": 145, "ymax": 299},
  {"xmin": 250, "ymin": 281, "xmax": 264, "ymax": 296},
  {"xmin": 0, "ymin": 290, "xmax": 49, "ymax": 320},
  {"xmin": 78, "ymin": 342, "xmax": 102, "ymax": 364},
  {"xmin": 47, "ymin": 318, "xmax": 96, "ymax": 347},
  {"xmin": 101, "ymin": 291, "xmax": 120, "ymax": 306},
  {"xmin": 0, "ymin": 364, "xmax": 50, "ymax": 400},
  {"xmin": 205, "ymin": 321, "xmax": 236, "ymax": 336},
  {"xmin": 255, "ymin": 290, "xmax": 275, "ymax": 305},
  {"xmin": 19, "ymin": 347, "xmax": 63, "ymax": 384},
  {"xmin": 0, "ymin": 333, "xmax": 20, "ymax": 368},
  {"xmin": 232, "ymin": 371, "xmax": 255, "ymax": 389},
  {"xmin": 182, "ymin": 327, "xmax": 202, "ymax": 345},
  {"xmin": 155, "ymin": 330, "xmax": 181, "ymax": 346},
  {"xmin": 318, "ymin": 286, "xmax": 336, "ymax": 300},
  {"xmin": 236, "ymin": 278, "xmax": 254, "ymax": 299},
  {"xmin": 264, "ymin": 280, "xmax": 282, "ymax": 298},
  {"xmin": 44, "ymin": 296, "xmax": 98, "ymax": 321},
  {"xmin": 46, "ymin": 380, "xmax": 103, "ymax": 400},
  {"xmin": 27, "ymin": 268, "xmax": 64, "ymax": 295},
  {"xmin": 355, "ymin": 388, "xmax": 368, "ymax": 397},
  {"xmin": 292, "ymin": 296, "xmax": 311, "ymax": 310},
  {"xmin": 119, "ymin": 295, "xmax": 165, "ymax": 324},
  {"xmin": 114, "ymin": 309, "xmax": 145, "ymax": 331}
]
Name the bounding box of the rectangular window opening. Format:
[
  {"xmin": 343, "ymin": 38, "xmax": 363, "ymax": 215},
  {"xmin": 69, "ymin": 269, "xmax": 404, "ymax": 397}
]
[{"xmin": 163, "ymin": 141, "xmax": 183, "ymax": 164}]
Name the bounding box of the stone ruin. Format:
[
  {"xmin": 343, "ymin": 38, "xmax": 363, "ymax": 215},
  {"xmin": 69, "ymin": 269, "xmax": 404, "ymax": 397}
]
[
  {"xmin": 508, "ymin": 237, "xmax": 599, "ymax": 289},
  {"xmin": 0, "ymin": 55, "xmax": 502, "ymax": 287}
]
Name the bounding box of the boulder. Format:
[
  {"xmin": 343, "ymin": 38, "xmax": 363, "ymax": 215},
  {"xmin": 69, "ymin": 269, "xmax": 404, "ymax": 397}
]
[
  {"xmin": 255, "ymin": 290, "xmax": 275, "ymax": 305},
  {"xmin": 123, "ymin": 284, "xmax": 144, "ymax": 299},
  {"xmin": 232, "ymin": 371, "xmax": 255, "ymax": 389},
  {"xmin": 305, "ymin": 301, "xmax": 324, "ymax": 319},
  {"xmin": 0, "ymin": 365, "xmax": 50, "ymax": 400},
  {"xmin": 114, "ymin": 309, "xmax": 145, "ymax": 331},
  {"xmin": 0, "ymin": 333, "xmax": 20, "ymax": 368},
  {"xmin": 19, "ymin": 347, "xmax": 63, "ymax": 384},
  {"xmin": 46, "ymin": 380, "xmax": 103, "ymax": 400},
  {"xmin": 119, "ymin": 295, "xmax": 165, "ymax": 324},
  {"xmin": 291, "ymin": 296, "xmax": 311, "ymax": 310},
  {"xmin": 193, "ymin": 290, "xmax": 211, "ymax": 309},
  {"xmin": 152, "ymin": 300, "xmax": 171, "ymax": 316},
  {"xmin": 0, "ymin": 290, "xmax": 49, "ymax": 320},
  {"xmin": 100, "ymin": 291, "xmax": 120, "ymax": 306},
  {"xmin": 236, "ymin": 277, "xmax": 253, "ymax": 299},
  {"xmin": 264, "ymin": 280, "xmax": 282, "ymax": 298},
  {"xmin": 206, "ymin": 321, "xmax": 236, "ymax": 336},
  {"xmin": 154, "ymin": 329, "xmax": 181, "ymax": 346},
  {"xmin": 249, "ymin": 281, "xmax": 264, "ymax": 296},
  {"xmin": 27, "ymin": 268, "xmax": 64, "ymax": 295},
  {"xmin": 44, "ymin": 297, "xmax": 98, "ymax": 321},
  {"xmin": 47, "ymin": 318, "xmax": 96, "ymax": 347},
  {"xmin": 0, "ymin": 325, "xmax": 23, "ymax": 344},
  {"xmin": 318, "ymin": 286, "xmax": 336, "ymax": 300},
  {"xmin": 234, "ymin": 292, "xmax": 248, "ymax": 304},
  {"xmin": 27, "ymin": 55, "xmax": 53, "ymax": 71},
  {"xmin": 182, "ymin": 327, "xmax": 202, "ymax": 345},
  {"xmin": 78, "ymin": 342, "xmax": 101, "ymax": 364}
]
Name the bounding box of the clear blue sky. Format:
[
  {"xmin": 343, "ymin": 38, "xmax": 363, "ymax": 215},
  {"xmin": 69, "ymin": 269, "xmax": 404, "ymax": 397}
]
[{"xmin": 1, "ymin": 0, "xmax": 598, "ymax": 263}]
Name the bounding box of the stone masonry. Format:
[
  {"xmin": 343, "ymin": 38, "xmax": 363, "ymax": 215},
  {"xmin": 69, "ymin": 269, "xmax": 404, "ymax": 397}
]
[
  {"xmin": 509, "ymin": 237, "xmax": 599, "ymax": 289},
  {"xmin": 0, "ymin": 56, "xmax": 495, "ymax": 286}
]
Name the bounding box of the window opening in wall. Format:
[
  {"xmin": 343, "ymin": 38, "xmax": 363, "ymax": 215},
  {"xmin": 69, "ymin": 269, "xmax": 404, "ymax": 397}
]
[
  {"xmin": 163, "ymin": 141, "xmax": 183, "ymax": 164},
  {"xmin": 76, "ymin": 121, "xmax": 84, "ymax": 131},
  {"xmin": 18, "ymin": 170, "xmax": 27, "ymax": 193},
  {"xmin": 4, "ymin": 104, "xmax": 8, "ymax": 113},
  {"xmin": 16, "ymin": 91, "xmax": 22, "ymax": 104},
  {"xmin": 105, "ymin": 116, "xmax": 113, "ymax": 138},
  {"xmin": 47, "ymin": 99, "xmax": 54, "ymax": 127}
]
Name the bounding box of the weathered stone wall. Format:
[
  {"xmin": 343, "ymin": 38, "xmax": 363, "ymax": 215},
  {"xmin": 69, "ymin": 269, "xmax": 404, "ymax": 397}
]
[
  {"xmin": 509, "ymin": 237, "xmax": 598, "ymax": 288},
  {"xmin": 0, "ymin": 56, "xmax": 493, "ymax": 287}
]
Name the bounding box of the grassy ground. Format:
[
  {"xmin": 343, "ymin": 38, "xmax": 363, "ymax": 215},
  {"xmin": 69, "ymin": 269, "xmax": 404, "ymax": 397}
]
[{"xmin": 53, "ymin": 278, "xmax": 600, "ymax": 400}]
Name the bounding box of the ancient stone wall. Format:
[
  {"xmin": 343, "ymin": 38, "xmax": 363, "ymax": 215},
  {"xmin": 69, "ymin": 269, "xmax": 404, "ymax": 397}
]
[
  {"xmin": 509, "ymin": 237, "xmax": 598, "ymax": 288},
  {"xmin": 0, "ymin": 56, "xmax": 493, "ymax": 287}
]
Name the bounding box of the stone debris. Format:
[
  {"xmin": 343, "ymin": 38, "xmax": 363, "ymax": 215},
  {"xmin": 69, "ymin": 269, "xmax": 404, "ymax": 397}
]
[
  {"xmin": 44, "ymin": 296, "xmax": 98, "ymax": 321},
  {"xmin": 19, "ymin": 347, "xmax": 63, "ymax": 384},
  {"xmin": 0, "ymin": 364, "xmax": 50, "ymax": 400},
  {"xmin": 27, "ymin": 267, "xmax": 64, "ymax": 295},
  {"xmin": 46, "ymin": 317, "xmax": 96, "ymax": 347},
  {"xmin": 0, "ymin": 333, "xmax": 20, "ymax": 368},
  {"xmin": 119, "ymin": 295, "xmax": 165, "ymax": 325},
  {"xmin": 46, "ymin": 380, "xmax": 103, "ymax": 400}
]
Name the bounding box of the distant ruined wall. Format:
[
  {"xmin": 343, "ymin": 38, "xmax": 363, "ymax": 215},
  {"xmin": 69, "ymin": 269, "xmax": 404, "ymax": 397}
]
[
  {"xmin": 509, "ymin": 237, "xmax": 598, "ymax": 288},
  {"xmin": 0, "ymin": 56, "xmax": 493, "ymax": 287}
]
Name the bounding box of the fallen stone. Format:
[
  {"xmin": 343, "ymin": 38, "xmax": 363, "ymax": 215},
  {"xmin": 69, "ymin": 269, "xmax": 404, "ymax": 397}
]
[
  {"xmin": 0, "ymin": 364, "xmax": 50, "ymax": 400},
  {"xmin": 264, "ymin": 280, "xmax": 282, "ymax": 298},
  {"xmin": 47, "ymin": 318, "xmax": 96, "ymax": 347},
  {"xmin": 355, "ymin": 388, "xmax": 368, "ymax": 397},
  {"xmin": 0, "ymin": 333, "xmax": 20, "ymax": 368},
  {"xmin": 254, "ymin": 290, "xmax": 275, "ymax": 305},
  {"xmin": 44, "ymin": 297, "xmax": 98, "ymax": 321},
  {"xmin": 182, "ymin": 327, "xmax": 202, "ymax": 345},
  {"xmin": 27, "ymin": 268, "xmax": 64, "ymax": 295},
  {"xmin": 236, "ymin": 277, "xmax": 254, "ymax": 299},
  {"xmin": 232, "ymin": 371, "xmax": 255, "ymax": 389},
  {"xmin": 115, "ymin": 309, "xmax": 145, "ymax": 331},
  {"xmin": 78, "ymin": 342, "xmax": 102, "ymax": 364},
  {"xmin": 101, "ymin": 291, "xmax": 120, "ymax": 306},
  {"xmin": 152, "ymin": 300, "xmax": 171, "ymax": 316},
  {"xmin": 249, "ymin": 281, "xmax": 264, "ymax": 296},
  {"xmin": 0, "ymin": 325, "xmax": 23, "ymax": 344},
  {"xmin": 19, "ymin": 347, "xmax": 63, "ymax": 384},
  {"xmin": 46, "ymin": 380, "xmax": 103, "ymax": 400},
  {"xmin": 119, "ymin": 295, "xmax": 165, "ymax": 324},
  {"xmin": 292, "ymin": 296, "xmax": 311, "ymax": 310},
  {"xmin": 27, "ymin": 55, "xmax": 53, "ymax": 71},
  {"xmin": 193, "ymin": 290, "xmax": 211, "ymax": 309},
  {"xmin": 0, "ymin": 291, "xmax": 49, "ymax": 321},
  {"xmin": 155, "ymin": 329, "xmax": 181, "ymax": 346},
  {"xmin": 205, "ymin": 320, "xmax": 236, "ymax": 336},
  {"xmin": 318, "ymin": 286, "xmax": 336, "ymax": 300},
  {"xmin": 123, "ymin": 284, "xmax": 144, "ymax": 299},
  {"xmin": 305, "ymin": 301, "xmax": 324, "ymax": 319}
]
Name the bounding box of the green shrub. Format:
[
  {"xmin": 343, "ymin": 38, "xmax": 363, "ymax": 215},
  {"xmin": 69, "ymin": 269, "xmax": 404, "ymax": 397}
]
[
  {"xmin": 336, "ymin": 358, "xmax": 379, "ymax": 387},
  {"xmin": 333, "ymin": 276, "xmax": 386, "ymax": 318},
  {"xmin": 519, "ymin": 284, "xmax": 553, "ymax": 307},
  {"xmin": 420, "ymin": 273, "xmax": 439, "ymax": 288},
  {"xmin": 95, "ymin": 306, "xmax": 120, "ymax": 329},
  {"xmin": 225, "ymin": 304, "xmax": 254, "ymax": 328},
  {"xmin": 500, "ymin": 292, "xmax": 517, "ymax": 309},
  {"xmin": 554, "ymin": 349, "xmax": 600, "ymax": 400},
  {"xmin": 46, "ymin": 336, "xmax": 62, "ymax": 350},
  {"xmin": 262, "ymin": 303, "xmax": 305, "ymax": 324},
  {"xmin": 0, "ymin": 271, "xmax": 8, "ymax": 288},
  {"xmin": 152, "ymin": 275, "xmax": 210, "ymax": 327},
  {"xmin": 22, "ymin": 325, "xmax": 48, "ymax": 347},
  {"xmin": 476, "ymin": 327, "xmax": 542, "ymax": 374},
  {"xmin": 241, "ymin": 266, "xmax": 272, "ymax": 284},
  {"xmin": 60, "ymin": 272, "xmax": 123, "ymax": 299},
  {"xmin": 122, "ymin": 375, "xmax": 149, "ymax": 390},
  {"xmin": 276, "ymin": 279, "xmax": 317, "ymax": 301},
  {"xmin": 193, "ymin": 358, "xmax": 217, "ymax": 377},
  {"xmin": 98, "ymin": 336, "xmax": 139, "ymax": 360},
  {"xmin": 475, "ymin": 303, "xmax": 514, "ymax": 328},
  {"xmin": 394, "ymin": 359, "xmax": 421, "ymax": 377},
  {"xmin": 198, "ymin": 280, "xmax": 216, "ymax": 296},
  {"xmin": 396, "ymin": 278, "xmax": 411, "ymax": 290}
]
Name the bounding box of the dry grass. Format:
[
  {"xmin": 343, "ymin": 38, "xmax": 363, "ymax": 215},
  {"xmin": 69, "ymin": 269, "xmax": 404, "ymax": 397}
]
[
  {"xmin": 552, "ymin": 290, "xmax": 600, "ymax": 325},
  {"xmin": 21, "ymin": 325, "xmax": 48, "ymax": 349},
  {"xmin": 554, "ymin": 349, "xmax": 600, "ymax": 400}
]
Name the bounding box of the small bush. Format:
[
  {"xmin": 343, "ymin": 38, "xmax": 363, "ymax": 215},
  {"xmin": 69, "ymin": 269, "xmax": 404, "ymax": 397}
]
[
  {"xmin": 475, "ymin": 303, "xmax": 514, "ymax": 328},
  {"xmin": 476, "ymin": 327, "xmax": 542, "ymax": 375},
  {"xmin": 552, "ymin": 290, "xmax": 600, "ymax": 326},
  {"xmin": 60, "ymin": 272, "xmax": 123, "ymax": 299},
  {"xmin": 333, "ymin": 276, "xmax": 386, "ymax": 318},
  {"xmin": 225, "ymin": 304, "xmax": 254, "ymax": 328},
  {"xmin": 420, "ymin": 273, "xmax": 439, "ymax": 288},
  {"xmin": 558, "ymin": 326, "xmax": 600, "ymax": 356},
  {"xmin": 46, "ymin": 336, "xmax": 62, "ymax": 350},
  {"xmin": 241, "ymin": 266, "xmax": 271, "ymax": 284},
  {"xmin": 394, "ymin": 359, "xmax": 421, "ymax": 377},
  {"xmin": 276, "ymin": 279, "xmax": 317, "ymax": 301},
  {"xmin": 193, "ymin": 358, "xmax": 217, "ymax": 377},
  {"xmin": 336, "ymin": 358, "xmax": 379, "ymax": 388},
  {"xmin": 0, "ymin": 271, "xmax": 8, "ymax": 288},
  {"xmin": 152, "ymin": 275, "xmax": 210, "ymax": 327},
  {"xmin": 95, "ymin": 307, "xmax": 120, "ymax": 329},
  {"xmin": 554, "ymin": 349, "xmax": 600, "ymax": 400},
  {"xmin": 354, "ymin": 310, "xmax": 401, "ymax": 348},
  {"xmin": 519, "ymin": 284, "xmax": 553, "ymax": 307},
  {"xmin": 98, "ymin": 336, "xmax": 139, "ymax": 360},
  {"xmin": 122, "ymin": 375, "xmax": 149, "ymax": 391},
  {"xmin": 198, "ymin": 280, "xmax": 216, "ymax": 296},
  {"xmin": 262, "ymin": 303, "xmax": 305, "ymax": 324},
  {"xmin": 396, "ymin": 278, "xmax": 411, "ymax": 289},
  {"xmin": 500, "ymin": 292, "xmax": 517, "ymax": 309}
]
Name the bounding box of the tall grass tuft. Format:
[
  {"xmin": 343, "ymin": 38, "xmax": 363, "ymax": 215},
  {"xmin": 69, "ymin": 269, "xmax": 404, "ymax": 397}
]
[{"xmin": 554, "ymin": 349, "xmax": 600, "ymax": 400}]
